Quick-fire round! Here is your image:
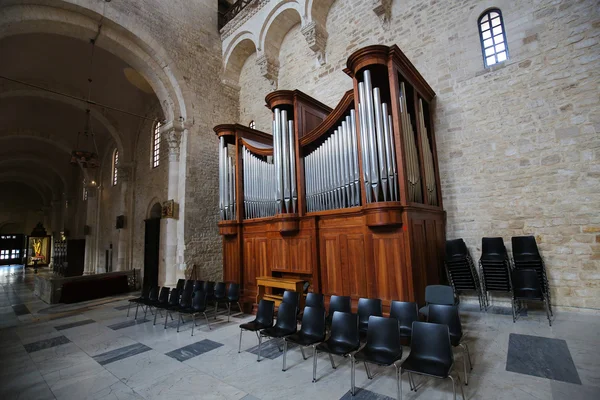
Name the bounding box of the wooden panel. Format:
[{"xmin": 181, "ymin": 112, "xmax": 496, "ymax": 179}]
[
  {"xmin": 288, "ymin": 237, "xmax": 312, "ymax": 274},
  {"xmin": 243, "ymin": 238, "xmax": 257, "ymax": 297},
  {"xmin": 372, "ymin": 231, "xmax": 406, "ymax": 302},
  {"xmin": 256, "ymin": 238, "xmax": 269, "ymax": 278},
  {"xmin": 222, "ymin": 235, "xmax": 239, "ymax": 283},
  {"xmin": 346, "ymin": 234, "xmax": 367, "ymax": 298},
  {"xmin": 270, "ymin": 238, "xmax": 287, "ymax": 271},
  {"xmin": 410, "ymin": 219, "xmax": 427, "ymax": 304},
  {"xmin": 320, "ymin": 234, "xmax": 343, "ymax": 295}
]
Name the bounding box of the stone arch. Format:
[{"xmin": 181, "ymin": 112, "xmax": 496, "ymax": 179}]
[
  {"xmin": 259, "ymin": 2, "xmax": 303, "ymax": 62},
  {"xmin": 0, "ymin": 157, "xmax": 69, "ymax": 194},
  {"xmin": 223, "ymin": 32, "xmax": 258, "ymax": 86},
  {"xmin": 0, "ymin": 131, "xmax": 72, "ymax": 156},
  {"xmin": 0, "ymin": 174, "xmax": 52, "ymax": 206},
  {"xmin": 0, "ymin": 1, "xmax": 191, "ymax": 128},
  {"xmin": 0, "ymin": 221, "xmax": 23, "ymax": 234},
  {"xmin": 148, "ymin": 200, "xmax": 162, "ymax": 219}
]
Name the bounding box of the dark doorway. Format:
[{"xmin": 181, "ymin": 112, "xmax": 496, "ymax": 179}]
[{"xmin": 144, "ymin": 203, "xmax": 162, "ymax": 288}]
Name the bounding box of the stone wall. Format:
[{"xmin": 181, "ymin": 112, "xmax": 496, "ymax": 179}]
[{"xmin": 232, "ymin": 0, "xmax": 600, "ymax": 309}]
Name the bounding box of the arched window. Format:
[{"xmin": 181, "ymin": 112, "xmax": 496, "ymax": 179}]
[
  {"xmin": 152, "ymin": 121, "xmax": 161, "ymax": 168},
  {"xmin": 112, "ymin": 149, "xmax": 119, "ymax": 186},
  {"xmin": 478, "ymin": 9, "xmax": 509, "ymax": 67},
  {"xmin": 249, "ymin": 120, "xmax": 256, "ymax": 130}
]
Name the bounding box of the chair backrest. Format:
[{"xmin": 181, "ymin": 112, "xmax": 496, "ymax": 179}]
[
  {"xmin": 357, "ymin": 297, "xmax": 383, "ymax": 326},
  {"xmin": 193, "ymin": 280, "xmax": 204, "ymax": 293},
  {"xmin": 330, "ymin": 311, "xmax": 360, "ymax": 348},
  {"xmin": 328, "ymin": 295, "xmax": 352, "ymax": 318},
  {"xmin": 365, "ymin": 316, "xmax": 402, "ymax": 355},
  {"xmin": 511, "ymin": 269, "xmax": 543, "ymax": 294},
  {"xmin": 274, "ymin": 302, "xmax": 297, "ymax": 332},
  {"xmin": 176, "ymin": 279, "xmax": 185, "ymax": 292},
  {"xmin": 445, "ymin": 238, "xmax": 467, "ymax": 259},
  {"xmin": 168, "ymin": 288, "xmax": 180, "ymax": 306},
  {"xmin": 214, "ymin": 282, "xmax": 227, "ymax": 297},
  {"xmin": 299, "ymin": 306, "xmax": 326, "ymax": 339},
  {"xmin": 157, "ymin": 287, "xmax": 170, "ymax": 304},
  {"xmin": 511, "ymin": 236, "xmax": 540, "ymax": 257},
  {"xmin": 183, "ymin": 280, "xmax": 194, "ymax": 294},
  {"xmin": 180, "ymin": 285, "xmax": 194, "ymax": 308},
  {"xmin": 410, "ymin": 321, "xmax": 454, "ymax": 367},
  {"xmin": 148, "ymin": 286, "xmax": 159, "ymax": 302},
  {"xmin": 305, "ymin": 293, "xmax": 325, "ymax": 309},
  {"xmin": 192, "ymin": 290, "xmax": 207, "ymax": 311},
  {"xmin": 227, "ymin": 283, "xmax": 240, "ymax": 301},
  {"xmin": 424, "ymin": 285, "xmax": 455, "ymax": 305},
  {"xmin": 428, "ymin": 304, "xmax": 463, "ymax": 340},
  {"xmin": 203, "ymin": 281, "xmax": 215, "ymax": 295},
  {"xmin": 389, "ymin": 301, "xmax": 418, "ymax": 332},
  {"xmin": 282, "ymin": 290, "xmax": 300, "ymax": 309},
  {"xmin": 140, "ymin": 285, "xmax": 151, "ymax": 299},
  {"xmin": 255, "ymin": 299, "xmax": 275, "ymax": 326},
  {"xmin": 482, "ymin": 237, "xmax": 506, "ymax": 256}
]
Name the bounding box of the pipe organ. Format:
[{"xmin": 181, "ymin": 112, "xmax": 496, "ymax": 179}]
[{"xmin": 215, "ymin": 45, "xmax": 446, "ymax": 311}]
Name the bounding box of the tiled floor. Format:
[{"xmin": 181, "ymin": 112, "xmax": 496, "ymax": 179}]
[{"xmin": 1, "ymin": 265, "xmax": 599, "ymax": 400}]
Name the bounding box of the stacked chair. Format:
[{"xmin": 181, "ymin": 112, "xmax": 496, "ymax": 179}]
[
  {"xmin": 511, "ymin": 236, "xmax": 552, "ymax": 316},
  {"xmin": 445, "ymin": 239, "xmax": 484, "ymax": 310},
  {"xmin": 512, "ymin": 269, "xmax": 552, "ymax": 326},
  {"xmin": 479, "ymin": 237, "xmax": 512, "ymax": 309}
]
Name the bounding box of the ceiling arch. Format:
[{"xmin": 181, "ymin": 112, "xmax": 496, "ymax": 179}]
[
  {"xmin": 0, "ymin": 157, "xmax": 69, "ymax": 194},
  {"xmin": 0, "ymin": 174, "xmax": 52, "ymax": 206}
]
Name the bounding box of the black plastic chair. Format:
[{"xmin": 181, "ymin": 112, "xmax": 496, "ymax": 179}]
[
  {"xmin": 419, "ymin": 285, "xmax": 456, "ymax": 318},
  {"xmin": 306, "ymin": 293, "xmax": 325, "ymax": 309},
  {"xmin": 259, "ymin": 302, "xmax": 297, "ymax": 362},
  {"xmin": 353, "ymin": 316, "xmax": 403, "ymax": 398},
  {"xmin": 445, "ymin": 239, "xmax": 484, "ymax": 310},
  {"xmin": 357, "ymin": 297, "xmax": 382, "ymax": 336},
  {"xmin": 178, "ymin": 290, "xmax": 210, "ymax": 335},
  {"xmin": 175, "ymin": 279, "xmax": 185, "ymax": 293},
  {"xmin": 193, "ymin": 280, "xmax": 204, "ymax": 293},
  {"xmin": 511, "ymin": 269, "xmax": 552, "ymax": 326},
  {"xmin": 203, "ymin": 281, "xmax": 215, "ymax": 302},
  {"xmin": 479, "ymin": 237, "xmax": 512, "ymax": 310},
  {"xmin": 389, "ymin": 301, "xmax": 418, "ymax": 344},
  {"xmin": 213, "ymin": 282, "xmax": 227, "ymax": 316},
  {"xmin": 512, "ymin": 236, "xmax": 552, "ymax": 315},
  {"xmin": 282, "ymin": 290, "xmax": 300, "ymax": 310},
  {"xmin": 183, "ymin": 280, "xmax": 194, "ymax": 294},
  {"xmin": 283, "ymin": 306, "xmax": 326, "ymax": 371},
  {"xmin": 401, "ymin": 322, "xmax": 465, "ymax": 400},
  {"xmin": 152, "ymin": 287, "xmax": 170, "ymax": 325},
  {"xmin": 133, "ymin": 286, "xmax": 156, "ymax": 319},
  {"xmin": 238, "ymin": 299, "xmax": 275, "ymax": 353},
  {"xmin": 223, "ymin": 283, "xmax": 242, "ymax": 321},
  {"xmin": 327, "ymin": 295, "xmax": 352, "ymax": 325},
  {"xmin": 127, "ymin": 285, "xmax": 150, "ymax": 318},
  {"xmin": 313, "ymin": 311, "xmax": 360, "ymax": 382},
  {"xmin": 141, "ymin": 286, "xmax": 160, "ymax": 319},
  {"xmin": 163, "ymin": 288, "xmax": 180, "ymax": 329},
  {"xmin": 428, "ymin": 304, "xmax": 473, "ymax": 385}
]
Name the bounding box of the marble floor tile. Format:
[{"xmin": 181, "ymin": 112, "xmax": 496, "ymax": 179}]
[
  {"xmin": 107, "ymin": 318, "xmax": 150, "ymax": 330},
  {"xmin": 551, "ymin": 380, "xmax": 600, "ymax": 400},
  {"xmin": 44, "ymin": 361, "xmax": 121, "ymax": 400},
  {"xmin": 93, "ymin": 343, "xmax": 152, "ymax": 365},
  {"xmin": 244, "ymin": 337, "xmax": 297, "ymax": 360},
  {"xmin": 102, "ymin": 349, "xmax": 186, "ymax": 392},
  {"xmin": 24, "ymin": 335, "xmax": 71, "ymax": 353},
  {"xmin": 339, "ymin": 388, "xmax": 395, "ymax": 400},
  {"xmin": 138, "ymin": 368, "xmax": 247, "ymax": 400},
  {"xmin": 54, "ymin": 319, "xmax": 96, "ymax": 331},
  {"xmin": 30, "ymin": 342, "xmax": 94, "ymax": 376},
  {"xmin": 0, "ymin": 368, "xmax": 55, "ymax": 400},
  {"xmin": 165, "ymin": 338, "xmax": 223, "ymax": 362},
  {"xmin": 183, "ymin": 343, "xmax": 259, "ymax": 380},
  {"xmin": 506, "ymin": 333, "xmax": 581, "ymax": 384},
  {"xmin": 76, "ymin": 333, "xmax": 139, "ymax": 357},
  {"xmin": 114, "ymin": 304, "xmax": 132, "ymax": 311}
]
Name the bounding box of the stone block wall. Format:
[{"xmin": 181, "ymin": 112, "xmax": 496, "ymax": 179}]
[{"xmin": 232, "ymin": 0, "xmax": 600, "ymax": 309}]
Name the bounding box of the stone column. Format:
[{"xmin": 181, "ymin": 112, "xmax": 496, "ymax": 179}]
[
  {"xmin": 83, "ymin": 186, "xmax": 99, "ymax": 274},
  {"xmin": 160, "ymin": 121, "xmax": 185, "ymax": 286},
  {"xmin": 116, "ymin": 163, "xmax": 133, "ymax": 271}
]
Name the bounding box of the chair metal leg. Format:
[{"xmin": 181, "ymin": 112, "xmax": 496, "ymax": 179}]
[
  {"xmin": 544, "ymin": 296, "xmax": 552, "ymax": 326},
  {"xmin": 204, "ymin": 312, "xmax": 211, "ymax": 330},
  {"xmin": 228, "ymin": 303, "xmax": 231, "ymax": 322},
  {"xmin": 191, "ymin": 314, "xmax": 195, "ymax": 336},
  {"xmin": 177, "ymin": 313, "xmax": 181, "ymax": 332},
  {"xmin": 300, "ymin": 346, "xmax": 307, "ymax": 360},
  {"xmin": 127, "ymin": 302, "xmax": 131, "ymax": 317},
  {"xmin": 238, "ymin": 329, "xmax": 243, "ymax": 353},
  {"xmin": 257, "ymin": 334, "xmax": 262, "ymax": 362},
  {"xmin": 238, "ymin": 301, "xmax": 243, "ymax": 313},
  {"xmin": 399, "ymin": 367, "xmax": 403, "ymax": 400},
  {"xmin": 512, "ymin": 298, "xmax": 516, "ymax": 323},
  {"xmin": 463, "ymin": 342, "xmax": 473, "ymax": 370},
  {"xmin": 153, "ymin": 307, "xmax": 158, "ymax": 325},
  {"xmin": 365, "ymin": 362, "xmax": 373, "ymax": 379},
  {"xmin": 351, "ymin": 354, "xmax": 356, "ymax": 396},
  {"xmin": 329, "ymin": 353, "xmax": 336, "ymax": 369},
  {"xmin": 282, "ymin": 339, "xmax": 288, "ymax": 371},
  {"xmin": 408, "ymin": 372, "xmax": 416, "ymax": 391},
  {"xmin": 134, "ymin": 303, "xmax": 140, "ymax": 319},
  {"xmin": 455, "ymin": 372, "xmax": 466, "ymax": 400},
  {"xmin": 214, "ymin": 302, "xmax": 219, "ymax": 318},
  {"xmin": 164, "ymin": 310, "xmax": 169, "ymax": 329},
  {"xmin": 394, "ymin": 364, "xmax": 401, "ymax": 400},
  {"xmin": 312, "ymin": 346, "xmax": 318, "ymax": 382}
]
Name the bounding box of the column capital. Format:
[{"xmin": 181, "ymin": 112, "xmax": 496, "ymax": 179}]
[
  {"xmin": 116, "ymin": 162, "xmax": 134, "ymax": 183},
  {"xmin": 160, "ymin": 119, "xmax": 190, "ymax": 161},
  {"xmin": 301, "ymin": 21, "xmax": 328, "ymax": 65},
  {"xmin": 372, "ymin": 0, "xmax": 392, "ymax": 25},
  {"xmin": 256, "ymin": 53, "xmax": 279, "ymax": 86}
]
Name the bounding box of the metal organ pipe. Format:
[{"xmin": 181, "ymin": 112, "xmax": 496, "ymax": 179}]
[{"xmin": 218, "ymin": 138, "xmax": 236, "ymax": 221}]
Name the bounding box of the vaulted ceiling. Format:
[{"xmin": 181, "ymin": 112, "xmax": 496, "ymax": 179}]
[{"xmin": 0, "ymin": 31, "xmax": 161, "ymax": 206}]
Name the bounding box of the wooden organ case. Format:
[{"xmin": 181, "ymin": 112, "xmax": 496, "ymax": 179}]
[{"xmin": 215, "ymin": 45, "xmax": 445, "ymax": 313}]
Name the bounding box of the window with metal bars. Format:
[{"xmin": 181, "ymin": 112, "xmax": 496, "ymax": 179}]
[
  {"xmin": 152, "ymin": 121, "xmax": 161, "ymax": 168},
  {"xmin": 249, "ymin": 120, "xmax": 256, "ymax": 130},
  {"xmin": 478, "ymin": 9, "xmax": 509, "ymax": 68},
  {"xmin": 112, "ymin": 149, "xmax": 119, "ymax": 186}
]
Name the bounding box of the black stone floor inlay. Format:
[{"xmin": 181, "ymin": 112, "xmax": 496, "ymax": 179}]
[
  {"xmin": 506, "ymin": 333, "xmax": 581, "ymax": 384},
  {"xmin": 12, "ymin": 303, "xmax": 30, "ymax": 316},
  {"xmin": 245, "ymin": 338, "xmax": 298, "ymax": 360},
  {"xmin": 54, "ymin": 319, "xmax": 96, "ymax": 331},
  {"xmin": 108, "ymin": 318, "xmax": 149, "ymax": 330},
  {"xmin": 24, "ymin": 335, "xmax": 71, "ymax": 353},
  {"xmin": 93, "ymin": 343, "xmax": 152, "ymax": 365},
  {"xmin": 165, "ymin": 339, "xmax": 223, "ymax": 362},
  {"xmin": 339, "ymin": 388, "xmax": 396, "ymax": 400}
]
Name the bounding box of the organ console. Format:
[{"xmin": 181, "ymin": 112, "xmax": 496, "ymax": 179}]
[{"xmin": 215, "ymin": 45, "xmax": 445, "ymax": 312}]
